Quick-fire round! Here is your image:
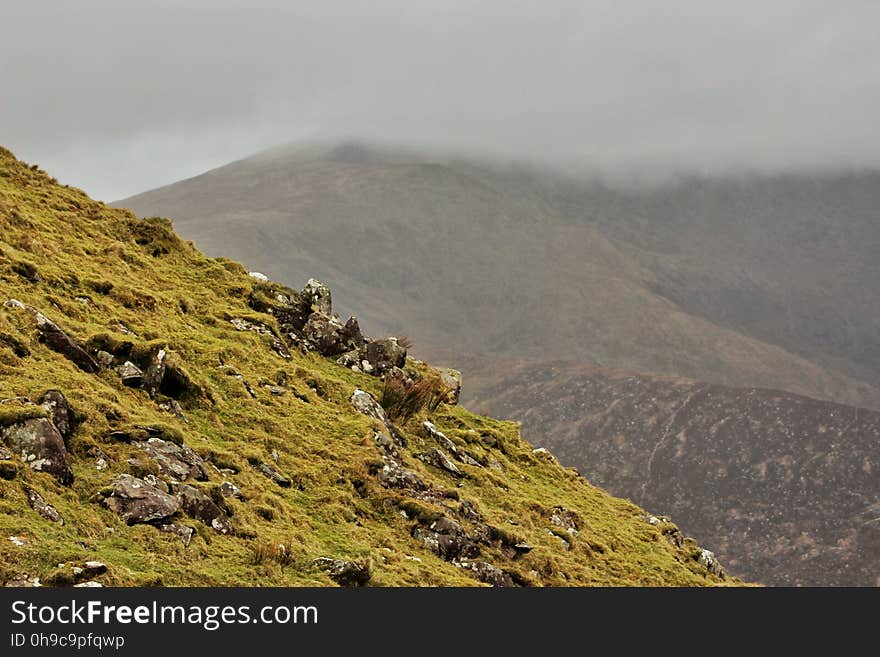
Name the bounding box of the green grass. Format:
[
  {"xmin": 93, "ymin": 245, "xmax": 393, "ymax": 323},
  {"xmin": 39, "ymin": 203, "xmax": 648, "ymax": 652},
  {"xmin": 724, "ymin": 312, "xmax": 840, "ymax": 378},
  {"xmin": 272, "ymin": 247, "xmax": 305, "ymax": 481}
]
[{"xmin": 0, "ymin": 147, "xmax": 737, "ymax": 586}]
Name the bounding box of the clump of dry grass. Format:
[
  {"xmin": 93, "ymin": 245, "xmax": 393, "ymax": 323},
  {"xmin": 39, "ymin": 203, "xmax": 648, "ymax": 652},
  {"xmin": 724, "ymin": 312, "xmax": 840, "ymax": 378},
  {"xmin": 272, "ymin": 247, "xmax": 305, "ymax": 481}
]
[{"xmin": 381, "ymin": 373, "xmax": 448, "ymax": 422}]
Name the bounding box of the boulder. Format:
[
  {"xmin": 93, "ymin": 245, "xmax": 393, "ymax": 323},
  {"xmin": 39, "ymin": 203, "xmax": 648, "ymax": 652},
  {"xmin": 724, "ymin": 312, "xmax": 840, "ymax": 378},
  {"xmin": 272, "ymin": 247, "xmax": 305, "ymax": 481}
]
[
  {"xmin": 248, "ymin": 271, "xmax": 269, "ymax": 282},
  {"xmin": 95, "ymin": 350, "xmax": 115, "ymax": 368},
  {"xmin": 99, "ymin": 474, "xmax": 180, "ymax": 525},
  {"xmin": 312, "ymin": 557, "xmax": 371, "ymax": 587},
  {"xmin": 137, "ymin": 437, "xmax": 208, "ymax": 482},
  {"xmin": 117, "ymin": 361, "xmax": 144, "ymax": 387},
  {"xmin": 22, "ymin": 485, "xmax": 64, "ymax": 524},
  {"xmin": 3, "ymin": 417, "xmax": 74, "ymax": 485},
  {"xmin": 172, "ymin": 483, "xmax": 232, "ymax": 534},
  {"xmin": 457, "ymin": 561, "xmax": 517, "ymax": 587},
  {"xmin": 361, "ymin": 337, "xmax": 406, "ymax": 375},
  {"xmin": 435, "ymin": 367, "xmax": 462, "ymax": 405},
  {"xmin": 302, "ymin": 278, "xmax": 333, "ymax": 316},
  {"xmin": 350, "ymin": 389, "xmax": 389, "ymax": 425},
  {"xmin": 38, "ymin": 390, "xmax": 72, "ymax": 440},
  {"xmin": 33, "ymin": 312, "xmax": 98, "ymax": 373},
  {"xmin": 302, "ymin": 313, "xmax": 363, "ymax": 357}
]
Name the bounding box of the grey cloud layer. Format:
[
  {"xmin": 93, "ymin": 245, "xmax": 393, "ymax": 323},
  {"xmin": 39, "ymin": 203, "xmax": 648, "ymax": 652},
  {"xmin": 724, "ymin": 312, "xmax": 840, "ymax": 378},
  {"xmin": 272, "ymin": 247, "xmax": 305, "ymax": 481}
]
[{"xmin": 3, "ymin": 0, "xmax": 879, "ymax": 199}]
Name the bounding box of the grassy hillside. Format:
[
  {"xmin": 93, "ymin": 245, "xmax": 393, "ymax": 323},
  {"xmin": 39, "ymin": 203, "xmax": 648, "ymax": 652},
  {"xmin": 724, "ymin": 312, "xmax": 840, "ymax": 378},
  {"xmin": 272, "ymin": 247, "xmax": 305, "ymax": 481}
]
[
  {"xmin": 118, "ymin": 143, "xmax": 880, "ymax": 410},
  {"xmin": 0, "ymin": 147, "xmax": 730, "ymax": 587}
]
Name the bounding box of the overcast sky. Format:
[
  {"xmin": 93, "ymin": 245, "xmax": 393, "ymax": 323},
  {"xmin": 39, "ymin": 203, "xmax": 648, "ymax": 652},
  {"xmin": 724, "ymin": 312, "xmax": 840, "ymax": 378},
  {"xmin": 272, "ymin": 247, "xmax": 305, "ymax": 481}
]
[{"xmin": 3, "ymin": 0, "xmax": 879, "ymax": 200}]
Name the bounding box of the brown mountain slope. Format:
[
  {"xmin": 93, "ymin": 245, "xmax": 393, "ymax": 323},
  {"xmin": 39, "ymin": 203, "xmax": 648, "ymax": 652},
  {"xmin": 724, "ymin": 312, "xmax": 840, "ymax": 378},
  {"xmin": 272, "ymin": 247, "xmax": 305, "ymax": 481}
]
[
  {"xmin": 117, "ymin": 144, "xmax": 880, "ymax": 409},
  {"xmin": 467, "ymin": 360, "xmax": 880, "ymax": 586}
]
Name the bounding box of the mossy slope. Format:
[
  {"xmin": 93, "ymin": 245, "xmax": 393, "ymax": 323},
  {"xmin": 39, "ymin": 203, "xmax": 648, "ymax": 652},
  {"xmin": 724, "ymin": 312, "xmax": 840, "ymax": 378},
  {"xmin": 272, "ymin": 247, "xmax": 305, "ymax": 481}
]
[{"xmin": 0, "ymin": 147, "xmax": 734, "ymax": 586}]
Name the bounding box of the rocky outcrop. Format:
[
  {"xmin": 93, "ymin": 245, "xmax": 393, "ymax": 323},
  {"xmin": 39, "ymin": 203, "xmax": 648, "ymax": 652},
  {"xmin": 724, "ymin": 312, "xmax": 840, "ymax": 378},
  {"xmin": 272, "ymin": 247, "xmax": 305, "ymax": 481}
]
[
  {"xmin": 412, "ymin": 516, "xmax": 480, "ymax": 562},
  {"xmin": 302, "ymin": 313, "xmax": 363, "ymax": 357},
  {"xmin": 361, "ymin": 338, "xmax": 406, "ymax": 375},
  {"xmin": 2, "ymin": 417, "xmax": 74, "ymax": 485},
  {"xmin": 137, "ymin": 437, "xmax": 208, "ymax": 482},
  {"xmin": 98, "ymin": 474, "xmax": 180, "ymax": 525},
  {"xmin": 172, "ymin": 483, "xmax": 232, "ymax": 534}
]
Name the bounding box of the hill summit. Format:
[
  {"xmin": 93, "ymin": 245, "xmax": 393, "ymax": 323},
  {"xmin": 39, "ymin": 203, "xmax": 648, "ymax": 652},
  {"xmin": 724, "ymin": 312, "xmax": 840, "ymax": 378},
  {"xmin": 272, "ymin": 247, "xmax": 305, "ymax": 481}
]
[{"xmin": 0, "ymin": 147, "xmax": 730, "ymax": 586}]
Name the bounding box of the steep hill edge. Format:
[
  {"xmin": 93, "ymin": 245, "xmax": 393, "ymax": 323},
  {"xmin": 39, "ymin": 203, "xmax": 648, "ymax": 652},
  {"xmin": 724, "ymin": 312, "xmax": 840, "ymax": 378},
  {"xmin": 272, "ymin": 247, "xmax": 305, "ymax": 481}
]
[{"xmin": 0, "ymin": 147, "xmax": 732, "ymax": 587}]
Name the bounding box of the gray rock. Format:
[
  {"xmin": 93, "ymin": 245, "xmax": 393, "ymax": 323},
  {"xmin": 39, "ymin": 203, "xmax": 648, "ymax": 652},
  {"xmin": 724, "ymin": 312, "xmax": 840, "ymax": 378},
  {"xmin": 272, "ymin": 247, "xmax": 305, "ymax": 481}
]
[
  {"xmin": 417, "ymin": 448, "xmax": 463, "ymax": 478},
  {"xmin": 361, "ymin": 337, "xmax": 406, "ymax": 375},
  {"xmin": 697, "ymin": 549, "xmax": 726, "ymax": 579},
  {"xmin": 303, "ymin": 278, "xmax": 333, "ymax": 316},
  {"xmin": 172, "ymin": 483, "xmax": 232, "ymax": 534},
  {"xmin": 376, "ymin": 457, "xmax": 427, "ymax": 492},
  {"xmin": 219, "ymin": 481, "xmax": 243, "ymax": 500},
  {"xmin": 335, "ymin": 349, "xmax": 361, "ymax": 369},
  {"xmin": 312, "ymin": 557, "xmax": 371, "ymax": 587},
  {"xmin": 82, "ymin": 561, "xmax": 107, "ymax": 576},
  {"xmin": 39, "ymin": 390, "xmax": 72, "ymax": 440},
  {"xmin": 73, "ymin": 581, "xmax": 103, "ymax": 588},
  {"xmin": 22, "ymin": 485, "xmax": 64, "ymax": 524},
  {"xmin": 99, "ymin": 474, "xmax": 180, "ymax": 525},
  {"xmin": 350, "ymin": 389, "xmax": 389, "ymax": 425},
  {"xmin": 3, "ymin": 417, "xmax": 74, "ymax": 485},
  {"xmin": 436, "ymin": 367, "xmax": 462, "ymax": 405},
  {"xmin": 303, "ymin": 313, "xmax": 363, "ymax": 357},
  {"xmin": 117, "ymin": 361, "xmax": 144, "ymax": 387},
  {"xmin": 137, "ymin": 437, "xmax": 208, "ymax": 482},
  {"xmin": 248, "ymin": 271, "xmax": 269, "ymax": 282},
  {"xmin": 254, "ymin": 461, "xmax": 291, "ymax": 487},
  {"xmin": 4, "ymin": 575, "xmax": 41, "ymax": 587},
  {"xmin": 95, "ymin": 350, "xmax": 115, "ymax": 368},
  {"xmin": 33, "ymin": 312, "xmax": 98, "ymax": 373},
  {"xmin": 423, "ymin": 421, "xmax": 458, "ymax": 454},
  {"xmin": 160, "ymin": 522, "xmax": 195, "ymax": 547}
]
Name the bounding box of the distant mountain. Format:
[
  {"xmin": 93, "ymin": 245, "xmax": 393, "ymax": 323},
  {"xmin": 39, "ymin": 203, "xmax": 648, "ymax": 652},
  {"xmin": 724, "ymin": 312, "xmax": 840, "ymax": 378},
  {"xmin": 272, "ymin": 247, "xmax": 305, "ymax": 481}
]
[
  {"xmin": 468, "ymin": 361, "xmax": 880, "ymax": 586},
  {"xmin": 118, "ymin": 144, "xmax": 880, "ymax": 410}
]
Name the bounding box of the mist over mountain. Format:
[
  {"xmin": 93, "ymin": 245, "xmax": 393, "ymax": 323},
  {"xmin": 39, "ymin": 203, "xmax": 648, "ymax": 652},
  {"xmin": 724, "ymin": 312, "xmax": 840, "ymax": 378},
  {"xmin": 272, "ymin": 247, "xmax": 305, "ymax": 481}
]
[{"xmin": 119, "ymin": 143, "xmax": 880, "ymax": 410}]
